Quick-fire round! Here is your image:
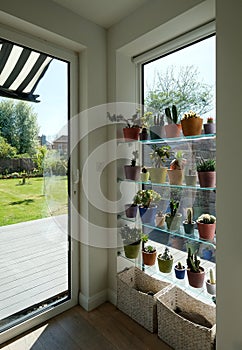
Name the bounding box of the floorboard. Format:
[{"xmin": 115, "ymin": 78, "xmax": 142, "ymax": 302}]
[{"xmin": 0, "ymin": 303, "xmax": 172, "ymax": 350}]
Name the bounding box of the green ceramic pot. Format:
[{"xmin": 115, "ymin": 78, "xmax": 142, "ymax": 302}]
[{"xmin": 157, "ymin": 254, "xmax": 173, "ymax": 273}]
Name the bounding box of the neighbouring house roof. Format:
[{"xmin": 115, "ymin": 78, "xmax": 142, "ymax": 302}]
[
  {"xmin": 53, "ymin": 135, "xmax": 68, "ymax": 144},
  {"xmin": 0, "ymin": 38, "xmax": 53, "ymax": 103}
]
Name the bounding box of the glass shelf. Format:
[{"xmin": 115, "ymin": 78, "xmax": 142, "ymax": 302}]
[
  {"xmin": 119, "ymin": 215, "xmax": 216, "ymax": 249},
  {"xmin": 118, "ymin": 178, "xmax": 216, "ymax": 192},
  {"xmin": 117, "ymin": 133, "xmax": 216, "ymax": 145},
  {"xmin": 117, "ymin": 247, "xmax": 216, "ymax": 305}
]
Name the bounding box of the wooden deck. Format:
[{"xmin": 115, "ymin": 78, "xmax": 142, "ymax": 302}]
[{"xmin": 0, "ymin": 215, "xmax": 68, "ymax": 321}]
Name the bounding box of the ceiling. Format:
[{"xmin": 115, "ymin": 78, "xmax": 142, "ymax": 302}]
[{"xmin": 51, "ymin": 0, "xmax": 149, "ymax": 28}]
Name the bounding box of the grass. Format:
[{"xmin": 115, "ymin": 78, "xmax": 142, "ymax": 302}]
[{"xmin": 0, "ymin": 176, "xmax": 68, "ymax": 226}]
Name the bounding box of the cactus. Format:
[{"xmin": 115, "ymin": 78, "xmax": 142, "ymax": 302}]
[
  {"xmin": 177, "ymin": 261, "xmax": 183, "ymax": 269},
  {"xmin": 169, "ymin": 199, "xmax": 179, "ymax": 217},
  {"xmin": 187, "ymin": 208, "xmax": 193, "ymax": 224},
  {"xmin": 165, "ymin": 105, "xmax": 178, "ymax": 124},
  {"xmin": 161, "ymin": 247, "xmax": 173, "ymax": 260},
  {"xmin": 209, "ymin": 268, "xmax": 216, "ymax": 284},
  {"xmin": 186, "ymin": 247, "xmax": 201, "ymax": 273}
]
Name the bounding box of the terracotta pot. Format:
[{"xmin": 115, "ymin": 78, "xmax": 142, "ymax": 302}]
[
  {"xmin": 164, "ymin": 124, "xmax": 182, "ymax": 138},
  {"xmin": 206, "ymin": 280, "xmax": 216, "ymax": 295},
  {"xmin": 187, "ymin": 267, "xmax": 205, "ymax": 288},
  {"xmin": 124, "ymin": 241, "xmax": 141, "ymax": 259},
  {"xmin": 124, "ymin": 165, "xmax": 141, "ymax": 181},
  {"xmin": 157, "ymin": 255, "xmax": 173, "ymax": 273},
  {"xmin": 149, "ymin": 167, "xmax": 167, "ymax": 184},
  {"xmin": 167, "ymin": 169, "xmax": 183, "ymax": 185},
  {"xmin": 197, "ymin": 221, "xmax": 216, "ymax": 241},
  {"xmin": 204, "ymin": 123, "xmax": 216, "ymax": 134},
  {"xmin": 125, "ymin": 204, "xmax": 138, "ymax": 218},
  {"xmin": 185, "ymin": 174, "xmax": 197, "ymax": 186},
  {"xmin": 123, "ymin": 127, "xmax": 140, "ymax": 141},
  {"xmin": 198, "ymin": 171, "xmax": 216, "ymax": 188},
  {"xmin": 142, "ymin": 250, "xmax": 157, "ymax": 266},
  {"xmin": 181, "ymin": 118, "xmax": 203, "ymax": 136},
  {"xmin": 150, "ymin": 125, "xmax": 166, "ymax": 140}
]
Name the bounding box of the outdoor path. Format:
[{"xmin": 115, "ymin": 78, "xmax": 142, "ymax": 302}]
[{"xmin": 0, "ymin": 215, "xmax": 68, "ymax": 321}]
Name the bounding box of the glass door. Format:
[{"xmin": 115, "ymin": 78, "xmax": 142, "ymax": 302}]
[{"xmin": 0, "ymin": 41, "xmax": 71, "ymax": 333}]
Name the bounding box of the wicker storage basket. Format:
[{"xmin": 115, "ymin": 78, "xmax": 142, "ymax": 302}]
[
  {"xmin": 117, "ymin": 266, "xmax": 170, "ymax": 332},
  {"xmin": 157, "ymin": 285, "xmax": 216, "ymax": 350}
]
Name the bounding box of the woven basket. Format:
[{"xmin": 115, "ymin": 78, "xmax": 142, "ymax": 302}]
[
  {"xmin": 157, "ymin": 285, "xmax": 216, "ymax": 350},
  {"xmin": 117, "ymin": 267, "xmax": 170, "ymax": 332}
]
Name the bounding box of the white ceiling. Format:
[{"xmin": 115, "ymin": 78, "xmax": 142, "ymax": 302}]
[{"xmin": 51, "ymin": 0, "xmax": 149, "ymax": 28}]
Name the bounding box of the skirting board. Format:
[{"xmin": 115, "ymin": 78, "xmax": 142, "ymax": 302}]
[{"xmin": 79, "ymin": 288, "xmax": 117, "ymax": 311}]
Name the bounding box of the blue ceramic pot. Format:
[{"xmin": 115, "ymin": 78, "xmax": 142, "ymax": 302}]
[{"xmin": 139, "ymin": 206, "xmax": 157, "ymax": 225}]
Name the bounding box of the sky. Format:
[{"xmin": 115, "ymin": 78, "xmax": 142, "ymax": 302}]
[
  {"xmin": 143, "ymin": 35, "xmax": 216, "ymax": 119},
  {"xmin": 32, "ymin": 58, "xmax": 68, "ymax": 141}
]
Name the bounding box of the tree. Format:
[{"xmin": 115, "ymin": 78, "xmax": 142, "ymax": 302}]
[
  {"xmin": 0, "ymin": 99, "xmax": 39, "ymax": 155},
  {"xmin": 0, "ymin": 136, "xmax": 17, "ymax": 158},
  {"xmin": 145, "ymin": 65, "xmax": 214, "ymax": 119}
]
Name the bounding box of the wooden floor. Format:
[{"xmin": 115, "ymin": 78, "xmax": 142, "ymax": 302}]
[{"xmin": 0, "ymin": 303, "xmax": 172, "ymax": 350}]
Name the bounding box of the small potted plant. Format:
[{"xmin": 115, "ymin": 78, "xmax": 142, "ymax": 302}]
[
  {"xmin": 181, "ymin": 110, "xmax": 203, "ymax": 136},
  {"xmin": 206, "ymin": 268, "xmax": 216, "ymax": 295},
  {"xmin": 140, "ymin": 166, "xmax": 150, "ymax": 182},
  {"xmin": 186, "ymin": 247, "xmax": 205, "ymax": 288},
  {"xmin": 141, "ymin": 234, "xmax": 157, "ymax": 266},
  {"xmin": 149, "ymin": 144, "xmax": 171, "ymax": 183},
  {"xmin": 133, "ymin": 189, "xmax": 161, "ymax": 225},
  {"xmin": 157, "ymin": 247, "xmax": 173, "ymax": 273},
  {"xmin": 167, "ymin": 150, "xmax": 186, "ymax": 185},
  {"xmin": 124, "ymin": 150, "xmax": 141, "ymax": 181},
  {"xmin": 204, "ymin": 117, "xmax": 216, "ymax": 134},
  {"xmin": 196, "ymin": 158, "xmax": 216, "ymax": 188},
  {"xmin": 165, "ymin": 199, "xmax": 182, "ymax": 231},
  {"xmin": 174, "ymin": 261, "xmax": 186, "ymax": 279},
  {"xmin": 107, "ymin": 111, "xmax": 141, "ymax": 141},
  {"xmin": 196, "ymin": 213, "xmax": 216, "ymax": 241},
  {"xmin": 120, "ymin": 225, "xmax": 142, "ymax": 259},
  {"xmin": 183, "ymin": 208, "xmax": 196, "ymax": 235},
  {"xmin": 164, "ymin": 105, "xmax": 182, "ymax": 138}
]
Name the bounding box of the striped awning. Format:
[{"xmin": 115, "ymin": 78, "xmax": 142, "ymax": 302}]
[{"xmin": 0, "ymin": 39, "xmax": 53, "ymax": 103}]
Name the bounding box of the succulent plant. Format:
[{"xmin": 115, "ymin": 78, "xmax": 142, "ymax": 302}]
[
  {"xmin": 176, "ymin": 261, "xmax": 184, "ymax": 269},
  {"xmin": 144, "ymin": 245, "xmax": 156, "ymax": 253},
  {"xmin": 120, "ymin": 225, "xmax": 142, "ymax": 245},
  {"xmin": 209, "ymin": 268, "xmax": 216, "ymax": 284},
  {"xmin": 186, "ymin": 208, "xmax": 193, "ymax": 224},
  {"xmin": 131, "ymin": 150, "xmax": 139, "ymax": 166},
  {"xmin": 141, "ymin": 166, "xmax": 148, "ymax": 173},
  {"xmin": 167, "ymin": 199, "xmax": 180, "ymax": 217},
  {"xmin": 160, "ymin": 247, "xmax": 173, "ymax": 260},
  {"xmin": 170, "ymin": 150, "xmax": 186, "ymax": 170},
  {"xmin": 133, "ymin": 189, "xmax": 161, "ymax": 208},
  {"xmin": 150, "ymin": 144, "xmax": 171, "ymax": 168},
  {"xmin": 182, "ymin": 110, "xmax": 201, "ymax": 120},
  {"xmin": 186, "ymin": 247, "xmax": 201, "ymax": 273},
  {"xmin": 165, "ymin": 104, "xmax": 178, "ymax": 124},
  {"xmin": 197, "ymin": 213, "xmax": 216, "ymax": 224},
  {"xmin": 207, "ymin": 117, "xmax": 214, "ymax": 123},
  {"xmin": 196, "ymin": 158, "xmax": 216, "ymax": 172}
]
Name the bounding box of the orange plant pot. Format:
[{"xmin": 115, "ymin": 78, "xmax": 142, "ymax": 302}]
[
  {"xmin": 164, "ymin": 124, "xmax": 182, "ymax": 138},
  {"xmin": 181, "ymin": 118, "xmax": 203, "ymax": 136},
  {"xmin": 123, "ymin": 127, "xmax": 140, "ymax": 141},
  {"xmin": 142, "ymin": 250, "xmax": 157, "ymax": 266},
  {"xmin": 197, "ymin": 221, "xmax": 216, "ymax": 241}
]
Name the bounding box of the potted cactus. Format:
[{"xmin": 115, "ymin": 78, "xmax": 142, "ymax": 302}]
[
  {"xmin": 141, "ymin": 234, "xmax": 157, "ymax": 266},
  {"xmin": 120, "ymin": 225, "xmax": 142, "ymax": 259},
  {"xmin": 167, "ymin": 150, "xmax": 186, "ymax": 185},
  {"xmin": 206, "ymin": 268, "xmax": 216, "ymax": 295},
  {"xmin": 183, "ymin": 208, "xmax": 196, "ymax": 235},
  {"xmin": 196, "ymin": 213, "xmax": 216, "ymax": 241},
  {"xmin": 124, "ymin": 150, "xmax": 141, "ymax": 181},
  {"xmin": 150, "ymin": 114, "xmax": 166, "ymax": 140},
  {"xmin": 204, "ymin": 117, "xmax": 216, "ymax": 134},
  {"xmin": 186, "ymin": 248, "xmax": 205, "ymax": 288},
  {"xmin": 181, "ymin": 110, "xmax": 203, "ymax": 136},
  {"xmin": 140, "ymin": 166, "xmax": 150, "ymax": 182},
  {"xmin": 157, "ymin": 247, "xmax": 173, "ymax": 273},
  {"xmin": 149, "ymin": 144, "xmax": 171, "ymax": 183},
  {"xmin": 196, "ymin": 158, "xmax": 216, "ymax": 188},
  {"xmin": 164, "ymin": 105, "xmax": 182, "ymax": 138},
  {"xmin": 133, "ymin": 189, "xmax": 161, "ymax": 225},
  {"xmin": 174, "ymin": 261, "xmax": 186, "ymax": 279},
  {"xmin": 165, "ymin": 199, "xmax": 182, "ymax": 232}
]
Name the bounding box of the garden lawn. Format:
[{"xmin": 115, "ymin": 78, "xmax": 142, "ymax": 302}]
[{"xmin": 0, "ymin": 176, "xmax": 68, "ymax": 226}]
